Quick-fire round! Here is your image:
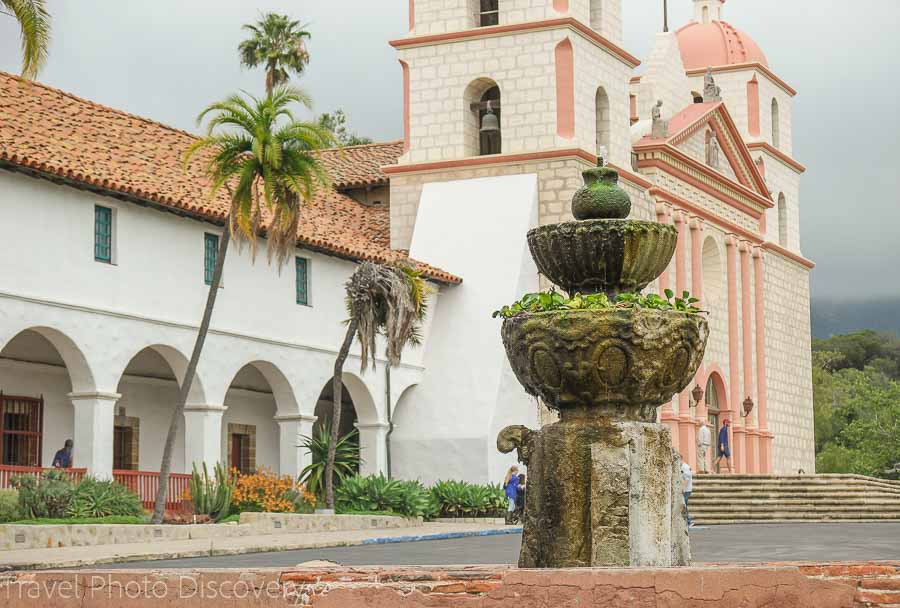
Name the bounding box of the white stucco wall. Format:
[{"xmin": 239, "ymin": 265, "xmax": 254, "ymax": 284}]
[{"xmin": 393, "ymin": 174, "xmax": 541, "ymax": 485}]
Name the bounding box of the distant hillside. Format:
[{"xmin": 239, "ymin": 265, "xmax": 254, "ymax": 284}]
[{"xmin": 812, "ymin": 297, "xmax": 900, "ymax": 339}]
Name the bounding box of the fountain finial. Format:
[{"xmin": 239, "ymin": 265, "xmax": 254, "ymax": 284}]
[{"xmin": 571, "ymin": 166, "xmax": 631, "ymax": 220}]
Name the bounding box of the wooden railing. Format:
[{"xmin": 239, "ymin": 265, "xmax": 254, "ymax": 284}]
[
  {"xmin": 113, "ymin": 470, "xmax": 192, "ymax": 512},
  {"xmin": 0, "ymin": 465, "xmax": 192, "ymax": 513},
  {"xmin": 0, "ymin": 465, "xmax": 86, "ymax": 488}
]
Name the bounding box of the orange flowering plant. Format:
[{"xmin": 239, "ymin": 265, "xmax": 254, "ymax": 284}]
[{"xmin": 231, "ymin": 468, "xmax": 316, "ymax": 514}]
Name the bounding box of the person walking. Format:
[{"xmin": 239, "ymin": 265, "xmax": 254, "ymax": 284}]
[
  {"xmin": 503, "ymin": 465, "xmax": 520, "ymax": 525},
  {"xmin": 515, "ymin": 472, "xmax": 526, "ymax": 522},
  {"xmin": 714, "ymin": 419, "xmax": 732, "ymax": 473},
  {"xmin": 697, "ymin": 421, "xmax": 712, "ymax": 474},
  {"xmin": 681, "ymin": 460, "xmax": 694, "ymax": 528},
  {"xmin": 52, "ymin": 439, "xmax": 73, "ymax": 468}
]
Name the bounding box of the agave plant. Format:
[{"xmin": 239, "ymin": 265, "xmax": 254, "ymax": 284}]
[
  {"xmin": 299, "ymin": 424, "xmax": 361, "ymax": 499},
  {"xmin": 189, "ymin": 462, "xmax": 234, "ymax": 522}
]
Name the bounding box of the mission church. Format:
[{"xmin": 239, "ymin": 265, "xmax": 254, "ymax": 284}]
[{"xmin": 0, "ymin": 0, "xmax": 813, "ymax": 494}]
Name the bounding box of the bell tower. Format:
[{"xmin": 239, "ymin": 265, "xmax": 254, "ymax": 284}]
[
  {"xmin": 387, "ymin": 0, "xmax": 641, "ymax": 250},
  {"xmin": 693, "ymin": 0, "xmax": 725, "ymax": 23}
]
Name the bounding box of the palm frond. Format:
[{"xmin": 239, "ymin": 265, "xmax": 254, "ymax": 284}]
[{"xmin": 4, "ymin": 0, "xmax": 51, "ymax": 80}]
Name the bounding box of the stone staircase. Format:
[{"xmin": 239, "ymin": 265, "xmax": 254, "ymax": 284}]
[{"xmin": 690, "ymin": 474, "xmax": 900, "ymax": 525}]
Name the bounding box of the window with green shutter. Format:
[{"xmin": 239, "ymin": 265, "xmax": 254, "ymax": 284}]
[
  {"xmin": 296, "ymin": 257, "xmax": 309, "ymax": 305},
  {"xmin": 204, "ymin": 233, "xmax": 219, "ymax": 285},
  {"xmin": 94, "ymin": 206, "xmax": 113, "ymax": 263}
]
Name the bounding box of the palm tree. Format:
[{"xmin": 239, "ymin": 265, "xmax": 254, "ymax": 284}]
[
  {"xmin": 324, "ymin": 262, "xmax": 429, "ymax": 509},
  {"xmin": 239, "ymin": 13, "xmax": 312, "ymax": 95},
  {"xmin": 2, "ymin": 0, "xmax": 51, "ymax": 79},
  {"xmin": 150, "ymin": 87, "xmax": 334, "ymax": 523}
]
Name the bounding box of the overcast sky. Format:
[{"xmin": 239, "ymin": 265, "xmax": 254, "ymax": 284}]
[{"xmin": 1, "ymin": 1, "xmax": 898, "ymax": 300}]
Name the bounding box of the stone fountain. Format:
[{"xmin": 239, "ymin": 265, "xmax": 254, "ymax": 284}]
[{"xmin": 497, "ymin": 166, "xmax": 709, "ymax": 568}]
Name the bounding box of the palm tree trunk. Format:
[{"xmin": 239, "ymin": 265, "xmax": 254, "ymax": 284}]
[
  {"xmin": 325, "ymin": 317, "xmax": 359, "ymax": 510},
  {"xmin": 266, "ymin": 60, "xmax": 277, "ymax": 96},
  {"xmin": 151, "ymin": 227, "xmax": 231, "ymax": 523}
]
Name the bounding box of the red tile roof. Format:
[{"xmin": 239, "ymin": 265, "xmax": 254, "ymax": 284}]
[
  {"xmin": 316, "ymin": 141, "xmax": 403, "ymax": 189},
  {"xmin": 0, "ymin": 72, "xmax": 460, "ymax": 285}
]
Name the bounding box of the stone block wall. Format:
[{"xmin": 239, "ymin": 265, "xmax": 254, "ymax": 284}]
[
  {"xmin": 390, "ymin": 155, "xmax": 593, "ymax": 250},
  {"xmin": 764, "ymin": 252, "xmax": 815, "ymax": 474},
  {"xmin": 757, "ymin": 151, "xmax": 802, "ymax": 252}
]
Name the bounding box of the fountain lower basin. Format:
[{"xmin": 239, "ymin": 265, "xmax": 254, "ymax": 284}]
[{"xmin": 502, "ymin": 308, "xmax": 709, "ymax": 421}]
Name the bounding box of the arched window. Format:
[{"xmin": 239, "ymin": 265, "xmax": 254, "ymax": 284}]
[
  {"xmin": 701, "ymin": 236, "xmax": 723, "ymax": 305},
  {"xmin": 778, "ymin": 193, "xmax": 788, "ymax": 247},
  {"xmin": 771, "ymin": 98, "xmax": 780, "ymax": 148},
  {"xmin": 472, "ymin": 0, "xmax": 499, "ymax": 27},
  {"xmin": 465, "ymin": 78, "xmax": 501, "ymax": 156},
  {"xmin": 595, "ymin": 86, "xmax": 610, "ymax": 161},
  {"xmin": 590, "ymin": 1, "xmax": 603, "ymax": 30},
  {"xmin": 692, "ymin": 91, "xmax": 703, "ymax": 104}
]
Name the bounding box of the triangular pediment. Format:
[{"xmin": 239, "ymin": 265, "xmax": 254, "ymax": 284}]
[{"xmin": 666, "ymin": 103, "xmax": 770, "ymax": 198}]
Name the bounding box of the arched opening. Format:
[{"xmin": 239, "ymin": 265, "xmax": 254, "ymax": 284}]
[
  {"xmin": 0, "ymin": 328, "xmax": 89, "ymax": 467},
  {"xmin": 114, "ymin": 346, "xmax": 203, "ymax": 473},
  {"xmin": 778, "ymin": 193, "xmax": 788, "ymax": 247},
  {"xmin": 692, "ymin": 91, "xmax": 703, "ymax": 104},
  {"xmin": 312, "ymin": 378, "xmax": 360, "ymax": 478},
  {"xmin": 771, "ymin": 98, "xmax": 780, "ymax": 148},
  {"xmin": 701, "ymin": 236, "xmax": 724, "ymax": 305},
  {"xmin": 704, "ymin": 370, "xmax": 728, "ymax": 437},
  {"xmin": 595, "ymin": 86, "xmax": 611, "ymax": 161},
  {"xmin": 465, "ymin": 78, "xmax": 501, "ymax": 157},
  {"xmin": 702, "ymin": 6, "xmax": 710, "ymax": 23},
  {"xmin": 222, "ymin": 363, "xmax": 283, "ymax": 474},
  {"xmin": 312, "ymin": 372, "xmax": 380, "ymax": 477},
  {"xmin": 471, "ymin": 0, "xmax": 499, "ymax": 27}
]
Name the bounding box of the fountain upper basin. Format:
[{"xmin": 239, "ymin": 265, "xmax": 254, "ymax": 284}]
[{"xmin": 527, "ymin": 219, "xmax": 676, "ymax": 298}]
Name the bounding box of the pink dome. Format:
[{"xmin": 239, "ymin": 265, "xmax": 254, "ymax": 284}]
[{"xmin": 676, "ymin": 20, "xmax": 768, "ymax": 70}]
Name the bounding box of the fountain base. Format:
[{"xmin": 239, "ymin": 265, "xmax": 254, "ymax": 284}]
[{"xmin": 506, "ymin": 419, "xmax": 690, "ymax": 568}]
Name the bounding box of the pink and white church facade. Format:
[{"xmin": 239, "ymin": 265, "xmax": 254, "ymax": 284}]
[
  {"xmin": 387, "ymin": 0, "xmax": 814, "ymax": 475},
  {"xmin": 0, "ymin": 0, "xmax": 814, "ymax": 489}
]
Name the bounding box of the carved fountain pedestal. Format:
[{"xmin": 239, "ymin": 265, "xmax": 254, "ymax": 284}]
[{"xmin": 498, "ymin": 167, "xmax": 709, "ymax": 568}]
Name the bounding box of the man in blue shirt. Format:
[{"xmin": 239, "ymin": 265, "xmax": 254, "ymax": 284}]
[
  {"xmin": 52, "ymin": 439, "xmax": 73, "ymax": 468},
  {"xmin": 714, "ymin": 419, "xmax": 731, "ymax": 473}
]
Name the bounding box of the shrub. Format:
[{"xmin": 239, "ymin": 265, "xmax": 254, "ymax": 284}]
[
  {"xmin": 430, "ymin": 480, "xmax": 506, "ymax": 519},
  {"xmin": 12, "ymin": 471, "xmax": 74, "ymax": 519},
  {"xmin": 335, "ymin": 475, "xmax": 431, "ymax": 518},
  {"xmin": 299, "ymin": 424, "xmax": 361, "ymax": 498},
  {"xmin": 232, "ymin": 468, "xmax": 295, "ymax": 513},
  {"xmin": 67, "ymin": 477, "xmax": 144, "ymax": 518},
  {"xmin": 190, "ymin": 463, "xmax": 235, "ymax": 522},
  {"xmin": 0, "ymin": 489, "xmax": 22, "ymax": 523},
  {"xmin": 285, "ymin": 486, "xmax": 317, "ymax": 514}
]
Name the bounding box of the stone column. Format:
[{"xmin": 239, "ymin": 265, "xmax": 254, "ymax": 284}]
[
  {"xmin": 275, "ymin": 414, "xmax": 317, "ymax": 478},
  {"xmin": 655, "ymin": 203, "xmax": 673, "ymax": 295},
  {"xmin": 668, "ymin": 210, "xmax": 689, "ymax": 459},
  {"xmin": 69, "ymin": 391, "xmax": 120, "ymax": 479},
  {"xmin": 753, "ymin": 246, "xmax": 773, "ymax": 473},
  {"xmin": 739, "ymin": 240, "xmax": 757, "ymax": 474},
  {"xmin": 724, "ymin": 235, "xmax": 740, "ymax": 474},
  {"xmin": 183, "ymin": 405, "xmax": 226, "ymax": 473},
  {"xmin": 356, "ymin": 422, "xmax": 390, "ymax": 476}
]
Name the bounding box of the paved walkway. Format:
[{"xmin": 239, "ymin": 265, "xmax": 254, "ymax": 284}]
[
  {"xmin": 93, "ymin": 522, "xmax": 900, "ymax": 569},
  {"xmin": 0, "ymin": 523, "xmax": 520, "ymax": 570}
]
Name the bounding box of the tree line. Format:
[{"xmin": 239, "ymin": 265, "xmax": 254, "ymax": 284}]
[{"xmin": 813, "ymin": 330, "xmax": 900, "ymax": 479}]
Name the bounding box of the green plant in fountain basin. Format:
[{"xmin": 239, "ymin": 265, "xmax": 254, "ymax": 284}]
[{"xmin": 493, "ymin": 289, "xmax": 702, "ymax": 319}]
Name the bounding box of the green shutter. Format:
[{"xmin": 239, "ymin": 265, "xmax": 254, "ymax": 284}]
[
  {"xmin": 204, "ymin": 233, "xmax": 219, "ymax": 285},
  {"xmin": 94, "ymin": 206, "xmax": 113, "ymax": 263},
  {"xmin": 296, "ymin": 257, "xmax": 309, "ymax": 305}
]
